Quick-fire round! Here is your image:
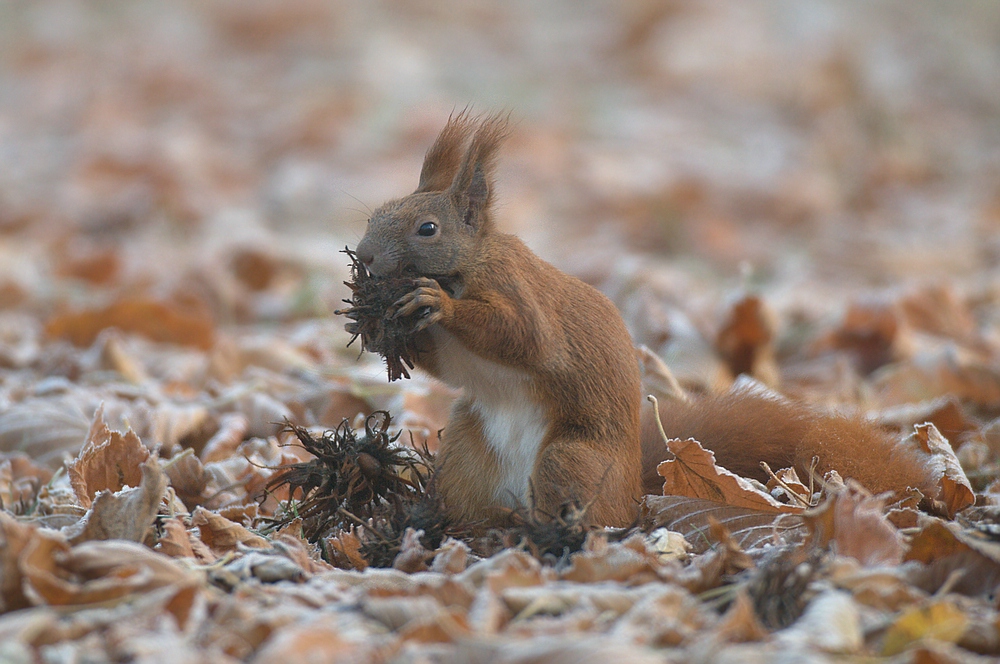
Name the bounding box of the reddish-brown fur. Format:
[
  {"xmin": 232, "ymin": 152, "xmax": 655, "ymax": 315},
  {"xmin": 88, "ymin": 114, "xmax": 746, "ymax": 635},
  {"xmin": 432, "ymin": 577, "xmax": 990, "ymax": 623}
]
[
  {"xmin": 354, "ymin": 113, "xmax": 642, "ymax": 527},
  {"xmin": 641, "ymin": 387, "xmax": 938, "ymax": 498},
  {"xmin": 354, "ymin": 113, "xmax": 933, "ymax": 529}
]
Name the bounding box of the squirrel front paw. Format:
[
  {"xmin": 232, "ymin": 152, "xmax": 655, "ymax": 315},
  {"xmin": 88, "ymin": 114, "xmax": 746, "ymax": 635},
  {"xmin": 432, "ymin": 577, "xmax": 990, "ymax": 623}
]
[{"xmin": 391, "ymin": 277, "xmax": 453, "ymax": 332}]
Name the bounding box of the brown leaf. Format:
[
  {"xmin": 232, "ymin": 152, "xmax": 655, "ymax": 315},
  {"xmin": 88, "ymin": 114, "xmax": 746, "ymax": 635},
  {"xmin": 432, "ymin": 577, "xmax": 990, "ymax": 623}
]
[
  {"xmin": 904, "ymin": 423, "xmax": 975, "ymax": 518},
  {"xmin": 162, "ymin": 449, "xmax": 211, "ymax": 509},
  {"xmin": 69, "ymin": 404, "xmax": 150, "ymax": 509},
  {"xmin": 813, "ymin": 296, "xmax": 903, "ymax": 374},
  {"xmin": 190, "ymin": 506, "xmax": 269, "ymax": 554},
  {"xmin": 873, "ymin": 346, "xmax": 1000, "ymax": 410},
  {"xmin": 881, "ymin": 600, "xmax": 969, "ymax": 656},
  {"xmin": 393, "ymin": 527, "xmax": 433, "ymax": 574},
  {"xmin": 904, "ymin": 518, "xmax": 1000, "ymax": 597},
  {"xmin": 803, "ymin": 482, "xmax": 904, "ymax": 566},
  {"xmin": 66, "ymin": 457, "xmax": 168, "ymax": 544},
  {"xmin": 200, "ymin": 412, "xmax": 249, "ymax": 463},
  {"xmin": 765, "ymin": 466, "xmax": 812, "ymax": 505},
  {"xmin": 251, "ymin": 617, "xmax": 371, "ymax": 664},
  {"xmin": 274, "ymin": 531, "xmax": 334, "ymax": 574},
  {"xmin": 899, "ymin": 283, "xmax": 979, "ymax": 345},
  {"xmin": 156, "ymin": 517, "xmax": 197, "ymax": 559},
  {"xmin": 18, "ymin": 527, "xmax": 76, "ymax": 605},
  {"xmin": 53, "ymin": 240, "xmax": 121, "ymax": 285},
  {"xmin": 45, "ymin": 297, "xmax": 215, "ymax": 350},
  {"xmin": 230, "ymin": 247, "xmax": 279, "ymax": 291},
  {"xmin": 716, "ymin": 590, "xmax": 769, "ymax": 643},
  {"xmin": 876, "ymin": 396, "xmax": 980, "ymax": 446},
  {"xmin": 430, "ymin": 537, "xmax": 470, "ymax": 575},
  {"xmin": 325, "ymin": 528, "xmax": 368, "ymax": 571},
  {"xmin": 0, "ymin": 452, "xmax": 51, "ymax": 511},
  {"xmin": 0, "ymin": 396, "xmax": 92, "ymax": 468},
  {"xmin": 715, "ymin": 293, "xmax": 779, "ymax": 386},
  {"xmin": 561, "ymin": 533, "xmax": 666, "ymax": 585},
  {"xmin": 641, "ymin": 495, "xmax": 805, "ymax": 554},
  {"xmin": 23, "ymin": 537, "xmax": 199, "ymax": 607},
  {"xmin": 398, "ymin": 608, "xmax": 471, "ymax": 645},
  {"xmin": 657, "ymin": 438, "xmax": 804, "ymax": 514},
  {"xmin": 707, "ymin": 518, "xmax": 755, "ymax": 572},
  {"xmin": 0, "ymin": 512, "xmax": 37, "ymax": 612}
]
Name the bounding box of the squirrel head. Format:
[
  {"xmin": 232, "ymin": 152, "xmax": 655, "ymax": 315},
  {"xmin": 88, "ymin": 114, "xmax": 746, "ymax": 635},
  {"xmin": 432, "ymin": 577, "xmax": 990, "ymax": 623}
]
[{"xmin": 356, "ymin": 112, "xmax": 510, "ymax": 277}]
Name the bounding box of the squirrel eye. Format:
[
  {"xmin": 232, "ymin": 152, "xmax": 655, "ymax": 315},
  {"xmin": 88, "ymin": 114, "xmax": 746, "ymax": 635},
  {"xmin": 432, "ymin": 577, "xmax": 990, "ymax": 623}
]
[{"xmin": 417, "ymin": 221, "xmax": 438, "ymax": 237}]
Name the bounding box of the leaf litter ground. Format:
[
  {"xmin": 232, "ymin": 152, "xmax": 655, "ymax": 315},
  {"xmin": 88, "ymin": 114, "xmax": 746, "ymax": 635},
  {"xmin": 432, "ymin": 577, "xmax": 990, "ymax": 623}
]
[{"xmin": 2, "ymin": 3, "xmax": 1000, "ymax": 662}]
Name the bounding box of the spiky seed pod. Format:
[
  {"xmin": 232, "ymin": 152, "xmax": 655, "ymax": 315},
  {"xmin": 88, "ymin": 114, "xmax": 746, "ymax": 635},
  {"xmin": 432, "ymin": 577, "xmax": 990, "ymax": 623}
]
[{"xmin": 335, "ymin": 248, "xmax": 424, "ymax": 381}]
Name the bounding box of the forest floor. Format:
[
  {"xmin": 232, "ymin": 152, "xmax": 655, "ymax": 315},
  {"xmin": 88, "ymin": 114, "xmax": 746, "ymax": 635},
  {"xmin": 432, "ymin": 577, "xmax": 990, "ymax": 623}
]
[{"xmin": 1, "ymin": 2, "xmax": 1000, "ymax": 662}]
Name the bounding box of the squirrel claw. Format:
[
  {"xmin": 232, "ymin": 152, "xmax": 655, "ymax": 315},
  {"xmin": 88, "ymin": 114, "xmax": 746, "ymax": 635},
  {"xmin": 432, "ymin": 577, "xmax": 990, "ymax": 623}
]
[
  {"xmin": 413, "ymin": 309, "xmax": 442, "ymax": 332},
  {"xmin": 392, "ymin": 280, "xmax": 445, "ymax": 320}
]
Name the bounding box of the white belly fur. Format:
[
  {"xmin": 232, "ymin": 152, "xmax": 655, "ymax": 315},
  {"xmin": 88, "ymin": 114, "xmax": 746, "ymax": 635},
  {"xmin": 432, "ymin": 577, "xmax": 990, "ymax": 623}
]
[{"xmin": 430, "ymin": 327, "xmax": 548, "ymax": 507}]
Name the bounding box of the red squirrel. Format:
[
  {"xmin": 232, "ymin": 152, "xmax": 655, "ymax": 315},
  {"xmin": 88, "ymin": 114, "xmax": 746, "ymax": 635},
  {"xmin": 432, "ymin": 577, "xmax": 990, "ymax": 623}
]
[
  {"xmin": 351, "ymin": 113, "xmax": 938, "ymax": 527},
  {"xmin": 353, "ymin": 112, "xmax": 643, "ymax": 526}
]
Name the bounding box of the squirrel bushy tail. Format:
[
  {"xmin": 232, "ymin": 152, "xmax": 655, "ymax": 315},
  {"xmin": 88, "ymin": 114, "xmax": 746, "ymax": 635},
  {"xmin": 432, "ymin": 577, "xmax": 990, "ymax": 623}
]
[{"xmin": 640, "ymin": 384, "xmax": 938, "ymax": 498}]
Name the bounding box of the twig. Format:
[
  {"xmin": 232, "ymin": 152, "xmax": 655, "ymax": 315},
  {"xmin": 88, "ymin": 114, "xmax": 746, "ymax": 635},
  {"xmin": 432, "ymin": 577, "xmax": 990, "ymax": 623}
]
[
  {"xmin": 759, "ymin": 461, "xmax": 813, "ymax": 508},
  {"xmin": 647, "ymin": 395, "xmax": 672, "ymax": 447}
]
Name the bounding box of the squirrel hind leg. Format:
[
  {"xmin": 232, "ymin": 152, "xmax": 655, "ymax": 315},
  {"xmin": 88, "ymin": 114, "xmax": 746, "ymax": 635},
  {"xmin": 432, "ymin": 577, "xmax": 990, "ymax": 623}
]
[
  {"xmin": 533, "ymin": 438, "xmax": 642, "ymax": 528},
  {"xmin": 435, "ymin": 399, "xmax": 509, "ymax": 525}
]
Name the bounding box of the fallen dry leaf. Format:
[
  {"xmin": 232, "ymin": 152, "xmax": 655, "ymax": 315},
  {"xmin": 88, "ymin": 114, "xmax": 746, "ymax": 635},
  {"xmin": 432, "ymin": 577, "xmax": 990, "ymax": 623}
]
[
  {"xmin": 903, "ymin": 423, "xmax": 975, "ymax": 518},
  {"xmin": 560, "ymin": 533, "xmax": 668, "ymax": 585},
  {"xmin": 764, "ymin": 466, "xmax": 812, "ymax": 505},
  {"xmin": 190, "ymin": 507, "xmax": 269, "ymax": 554},
  {"xmin": 882, "ymin": 600, "xmax": 969, "ymax": 656},
  {"xmin": 0, "ymin": 396, "xmax": 93, "ymax": 468},
  {"xmin": 776, "ymin": 590, "xmax": 863, "ymax": 655},
  {"xmin": 876, "ymin": 396, "xmax": 980, "ymax": 447},
  {"xmin": 392, "ymin": 527, "xmax": 433, "ymax": 574},
  {"xmin": 45, "ymin": 297, "xmax": 216, "ymax": 350},
  {"xmin": 69, "ymin": 404, "xmax": 150, "ymax": 509},
  {"xmin": 812, "ymin": 296, "xmax": 904, "ymax": 375},
  {"xmin": 155, "ymin": 517, "xmax": 197, "ymax": 559},
  {"xmin": 23, "ymin": 537, "xmax": 200, "ymax": 608},
  {"xmin": 430, "ymin": 537, "xmax": 470, "ymax": 575},
  {"xmin": 0, "ymin": 512, "xmax": 37, "ymax": 612},
  {"xmin": 200, "ymin": 412, "xmax": 249, "ymax": 464},
  {"xmin": 803, "ymin": 482, "xmax": 905, "ymax": 566},
  {"xmin": 657, "ymin": 438, "xmax": 804, "ymax": 514},
  {"xmin": 873, "ymin": 346, "xmax": 1000, "ymax": 410},
  {"xmin": 162, "ymin": 449, "xmax": 211, "ymax": 509},
  {"xmin": 903, "ymin": 518, "xmax": 1000, "ymax": 597},
  {"xmin": 65, "ymin": 457, "xmax": 168, "ymax": 544},
  {"xmin": 0, "ymin": 452, "xmax": 51, "ymax": 511},
  {"xmin": 714, "ymin": 293, "xmax": 779, "ymax": 387},
  {"xmin": 251, "ymin": 617, "xmax": 374, "ymax": 664},
  {"xmin": 715, "ymin": 590, "xmax": 769, "ymax": 643},
  {"xmin": 899, "ymin": 283, "xmax": 979, "ymax": 345},
  {"xmin": 641, "ymin": 495, "xmax": 805, "ymax": 554}
]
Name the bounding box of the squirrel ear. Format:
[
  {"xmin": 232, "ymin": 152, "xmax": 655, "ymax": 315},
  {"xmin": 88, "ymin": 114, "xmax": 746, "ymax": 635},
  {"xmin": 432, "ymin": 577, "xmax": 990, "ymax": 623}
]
[
  {"xmin": 450, "ymin": 113, "xmax": 509, "ymax": 229},
  {"xmin": 457, "ymin": 163, "xmax": 489, "ymax": 227},
  {"xmin": 416, "ymin": 110, "xmax": 476, "ymax": 193}
]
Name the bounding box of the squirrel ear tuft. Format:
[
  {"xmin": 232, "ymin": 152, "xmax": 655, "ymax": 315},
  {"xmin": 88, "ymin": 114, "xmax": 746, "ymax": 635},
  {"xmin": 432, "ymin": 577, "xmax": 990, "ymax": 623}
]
[
  {"xmin": 450, "ymin": 112, "xmax": 510, "ymax": 229},
  {"xmin": 415, "ymin": 108, "xmax": 477, "ymax": 193}
]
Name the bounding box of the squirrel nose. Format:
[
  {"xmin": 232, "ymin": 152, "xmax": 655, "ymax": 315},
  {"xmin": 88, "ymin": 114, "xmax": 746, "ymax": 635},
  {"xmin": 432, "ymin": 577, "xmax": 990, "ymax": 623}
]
[{"xmin": 357, "ymin": 249, "xmax": 374, "ymax": 266}]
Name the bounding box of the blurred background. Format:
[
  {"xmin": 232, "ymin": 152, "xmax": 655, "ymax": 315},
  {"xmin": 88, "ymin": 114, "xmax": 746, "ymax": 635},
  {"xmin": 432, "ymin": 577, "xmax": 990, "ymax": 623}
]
[
  {"xmin": 1, "ymin": 0, "xmax": 1000, "ymax": 460},
  {"xmin": 3, "ymin": 0, "xmax": 999, "ymax": 279}
]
